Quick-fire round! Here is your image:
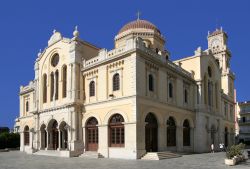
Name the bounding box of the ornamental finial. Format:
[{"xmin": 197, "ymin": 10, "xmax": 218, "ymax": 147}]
[
  {"xmin": 53, "ymin": 29, "xmax": 56, "ymax": 34},
  {"xmin": 73, "ymin": 25, "xmax": 79, "ymax": 37}
]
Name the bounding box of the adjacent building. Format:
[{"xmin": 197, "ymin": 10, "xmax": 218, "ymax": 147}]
[
  {"xmin": 237, "ymin": 101, "xmax": 250, "ymax": 145},
  {"xmin": 16, "ymin": 18, "xmax": 236, "ymax": 159}
]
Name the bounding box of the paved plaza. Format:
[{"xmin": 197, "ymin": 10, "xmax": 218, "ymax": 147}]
[{"xmin": 0, "ymin": 151, "xmax": 249, "ymax": 169}]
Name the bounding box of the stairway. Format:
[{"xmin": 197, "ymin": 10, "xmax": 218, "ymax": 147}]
[
  {"xmin": 33, "ymin": 150, "xmax": 70, "ymax": 157},
  {"xmin": 141, "ymin": 151, "xmax": 181, "ymax": 160},
  {"xmin": 79, "ymin": 151, "xmax": 104, "ymax": 158}
]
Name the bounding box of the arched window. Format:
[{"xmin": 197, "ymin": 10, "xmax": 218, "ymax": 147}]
[
  {"xmin": 43, "ymin": 74, "xmax": 47, "ymax": 103},
  {"xmin": 109, "ymin": 114, "xmax": 124, "ymax": 147},
  {"xmin": 148, "ymin": 74, "xmax": 154, "ymax": 91},
  {"xmin": 62, "ymin": 66, "xmax": 67, "ymax": 98},
  {"xmin": 24, "ymin": 126, "xmax": 30, "ymax": 145},
  {"xmin": 50, "ymin": 72, "xmax": 54, "ymax": 101},
  {"xmin": 208, "ymin": 66, "xmax": 212, "ymax": 77},
  {"xmin": 184, "ymin": 89, "xmax": 188, "ymax": 103},
  {"xmin": 169, "ymin": 83, "xmax": 173, "ymax": 98},
  {"xmin": 167, "ymin": 116, "xmax": 176, "ymax": 146},
  {"xmin": 25, "ymin": 101, "xmax": 29, "ymax": 113},
  {"xmin": 89, "ymin": 81, "xmax": 95, "ymax": 97},
  {"xmin": 113, "ymin": 73, "xmax": 120, "ymax": 91},
  {"xmin": 55, "ymin": 70, "xmax": 59, "ymax": 100},
  {"xmin": 183, "ymin": 119, "xmax": 190, "ymax": 146}
]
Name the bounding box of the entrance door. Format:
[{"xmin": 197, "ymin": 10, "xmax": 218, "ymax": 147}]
[
  {"xmin": 86, "ymin": 117, "xmax": 98, "ymax": 151},
  {"xmin": 145, "ymin": 113, "xmax": 158, "ymax": 152},
  {"xmin": 86, "ymin": 127, "xmax": 98, "ymax": 151}
]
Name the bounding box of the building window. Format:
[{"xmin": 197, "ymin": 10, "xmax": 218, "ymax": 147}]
[
  {"xmin": 62, "ymin": 66, "xmax": 67, "ymax": 98},
  {"xmin": 24, "ymin": 126, "xmax": 29, "ymax": 145},
  {"xmin": 169, "ymin": 83, "xmax": 173, "ymax": 98},
  {"xmin": 25, "ymin": 101, "xmax": 29, "ymax": 113},
  {"xmin": 208, "ymin": 66, "xmax": 212, "ymax": 77},
  {"xmin": 89, "ymin": 81, "xmax": 95, "ymax": 97},
  {"xmin": 109, "ymin": 114, "xmax": 125, "ymax": 147},
  {"xmin": 51, "ymin": 53, "xmax": 59, "ymax": 67},
  {"xmin": 50, "ymin": 72, "xmax": 54, "ymax": 101},
  {"xmin": 184, "ymin": 89, "xmax": 188, "ymax": 103},
  {"xmin": 43, "ymin": 74, "xmax": 47, "ymax": 103},
  {"xmin": 167, "ymin": 116, "xmax": 176, "ymax": 146},
  {"xmin": 148, "ymin": 74, "xmax": 154, "ymax": 91},
  {"xmin": 242, "ymin": 117, "xmax": 246, "ymax": 123},
  {"xmin": 183, "ymin": 119, "xmax": 190, "ymax": 146},
  {"xmin": 55, "ymin": 70, "xmax": 59, "ymax": 100},
  {"xmin": 113, "ymin": 73, "xmax": 120, "ymax": 91}
]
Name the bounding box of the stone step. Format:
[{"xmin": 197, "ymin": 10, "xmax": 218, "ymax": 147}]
[
  {"xmin": 79, "ymin": 151, "xmax": 103, "ymax": 158},
  {"xmin": 33, "ymin": 150, "xmax": 70, "ymax": 157},
  {"xmin": 141, "ymin": 151, "xmax": 181, "ymax": 160}
]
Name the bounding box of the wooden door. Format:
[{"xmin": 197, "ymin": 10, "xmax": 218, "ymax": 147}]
[
  {"xmin": 86, "ymin": 127, "xmax": 98, "ymax": 151},
  {"xmin": 145, "ymin": 125, "xmax": 158, "ymax": 152}
]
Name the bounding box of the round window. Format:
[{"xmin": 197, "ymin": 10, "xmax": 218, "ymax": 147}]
[{"xmin": 51, "ymin": 54, "xmax": 59, "ymax": 67}]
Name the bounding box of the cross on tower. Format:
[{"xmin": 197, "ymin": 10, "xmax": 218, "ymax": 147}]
[{"xmin": 136, "ymin": 11, "xmax": 141, "ymax": 20}]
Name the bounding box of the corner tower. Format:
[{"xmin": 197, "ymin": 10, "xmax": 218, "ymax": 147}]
[{"xmin": 208, "ymin": 28, "xmax": 235, "ymax": 97}]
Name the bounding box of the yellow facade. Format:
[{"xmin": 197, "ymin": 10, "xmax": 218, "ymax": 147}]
[{"xmin": 16, "ymin": 20, "xmax": 235, "ymax": 159}]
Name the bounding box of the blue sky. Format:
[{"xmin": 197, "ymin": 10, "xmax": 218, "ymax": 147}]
[{"xmin": 0, "ymin": 0, "xmax": 249, "ymax": 128}]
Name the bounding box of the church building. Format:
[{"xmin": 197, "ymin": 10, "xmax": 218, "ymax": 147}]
[{"xmin": 15, "ymin": 17, "xmax": 236, "ymax": 159}]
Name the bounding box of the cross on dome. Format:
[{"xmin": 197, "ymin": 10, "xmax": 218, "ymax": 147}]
[{"xmin": 136, "ymin": 11, "xmax": 141, "ymax": 20}]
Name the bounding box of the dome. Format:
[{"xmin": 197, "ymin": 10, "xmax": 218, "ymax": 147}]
[{"xmin": 118, "ymin": 19, "xmax": 161, "ymax": 35}]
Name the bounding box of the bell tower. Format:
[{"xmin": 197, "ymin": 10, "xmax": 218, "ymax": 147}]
[
  {"xmin": 207, "ymin": 27, "xmax": 235, "ymax": 97},
  {"xmin": 207, "ymin": 27, "xmax": 231, "ymax": 73}
]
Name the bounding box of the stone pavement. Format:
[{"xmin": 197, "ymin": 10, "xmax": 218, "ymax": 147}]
[{"xmin": 0, "ymin": 151, "xmax": 249, "ymax": 169}]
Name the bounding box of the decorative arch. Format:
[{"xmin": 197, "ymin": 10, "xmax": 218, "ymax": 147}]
[
  {"xmin": 141, "ymin": 107, "xmax": 163, "ymax": 125},
  {"xmin": 82, "ymin": 113, "xmax": 102, "ymax": 127},
  {"xmin": 103, "ymin": 109, "xmax": 129, "ymax": 125}
]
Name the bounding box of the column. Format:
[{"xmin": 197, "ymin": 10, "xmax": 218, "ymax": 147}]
[
  {"xmin": 176, "ymin": 125, "xmax": 183, "ymax": 152},
  {"xmin": 58, "ymin": 130, "xmax": 61, "ymax": 150},
  {"xmin": 46, "ymin": 130, "xmax": 49, "ymax": 150},
  {"xmin": 190, "ymin": 127, "xmax": 194, "ymax": 152},
  {"xmin": 20, "ymin": 132, "xmax": 24, "ymax": 151},
  {"xmin": 158, "ymin": 123, "xmax": 166, "ymax": 151}
]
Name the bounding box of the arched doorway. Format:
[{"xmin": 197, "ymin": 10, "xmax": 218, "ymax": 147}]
[
  {"xmin": 183, "ymin": 119, "xmax": 190, "ymax": 146},
  {"xmin": 59, "ymin": 121, "xmax": 68, "ymax": 150},
  {"xmin": 24, "ymin": 126, "xmax": 30, "ymax": 146},
  {"xmin": 145, "ymin": 113, "xmax": 158, "ymax": 152},
  {"xmin": 225, "ymin": 127, "xmax": 228, "ymax": 148},
  {"xmin": 167, "ymin": 116, "xmax": 176, "ymax": 146},
  {"xmin": 51, "ymin": 120, "xmax": 59, "ymax": 150},
  {"xmin": 86, "ymin": 117, "xmax": 98, "ymax": 151},
  {"xmin": 40, "ymin": 124, "xmax": 47, "ymax": 149}
]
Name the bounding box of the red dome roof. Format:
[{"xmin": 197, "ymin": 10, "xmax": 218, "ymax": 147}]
[{"xmin": 118, "ymin": 19, "xmax": 161, "ymax": 34}]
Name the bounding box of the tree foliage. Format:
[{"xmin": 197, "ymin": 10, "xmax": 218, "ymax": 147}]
[
  {"xmin": 0, "ymin": 132, "xmax": 20, "ymax": 149},
  {"xmin": 226, "ymin": 143, "xmax": 245, "ymax": 159}
]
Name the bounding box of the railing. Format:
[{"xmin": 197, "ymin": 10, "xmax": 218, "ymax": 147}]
[{"xmin": 83, "ymin": 37, "xmax": 192, "ymax": 79}]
